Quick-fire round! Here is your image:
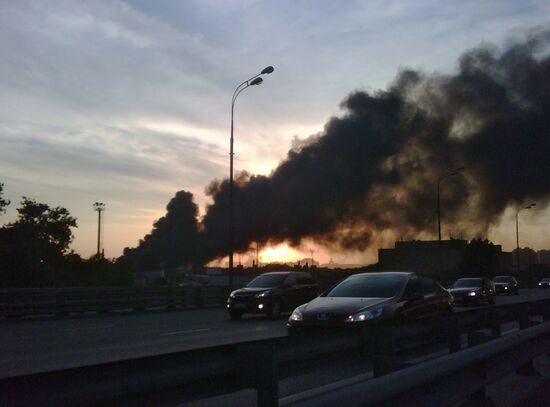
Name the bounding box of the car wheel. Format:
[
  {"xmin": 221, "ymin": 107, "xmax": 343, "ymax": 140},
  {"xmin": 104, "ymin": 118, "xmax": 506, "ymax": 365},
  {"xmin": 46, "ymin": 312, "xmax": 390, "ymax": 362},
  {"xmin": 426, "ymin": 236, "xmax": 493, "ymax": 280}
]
[
  {"xmin": 268, "ymin": 301, "xmax": 282, "ymax": 318},
  {"xmin": 229, "ymin": 310, "xmax": 243, "ymax": 320}
]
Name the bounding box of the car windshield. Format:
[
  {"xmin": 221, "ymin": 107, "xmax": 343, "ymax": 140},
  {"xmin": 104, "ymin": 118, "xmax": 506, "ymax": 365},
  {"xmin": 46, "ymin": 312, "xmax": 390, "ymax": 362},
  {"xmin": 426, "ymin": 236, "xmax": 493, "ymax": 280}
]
[
  {"xmin": 247, "ymin": 274, "xmax": 287, "ymax": 288},
  {"xmin": 325, "ymin": 274, "xmax": 404, "ymax": 298},
  {"xmin": 494, "ymin": 277, "xmax": 513, "ymax": 283},
  {"xmin": 453, "ymin": 278, "xmax": 482, "ymax": 288}
]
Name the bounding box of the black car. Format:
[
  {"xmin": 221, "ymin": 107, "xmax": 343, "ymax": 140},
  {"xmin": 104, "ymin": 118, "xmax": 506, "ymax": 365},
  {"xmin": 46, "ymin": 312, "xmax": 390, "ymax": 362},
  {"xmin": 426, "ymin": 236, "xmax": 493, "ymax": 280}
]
[
  {"xmin": 492, "ymin": 276, "xmax": 519, "ymax": 295},
  {"xmin": 538, "ymin": 278, "xmax": 550, "ymax": 288},
  {"xmin": 227, "ymin": 272, "xmax": 320, "ymax": 319},
  {"xmin": 287, "ymin": 272, "xmax": 453, "ymax": 333},
  {"xmin": 448, "ymin": 277, "xmax": 496, "ymax": 305}
]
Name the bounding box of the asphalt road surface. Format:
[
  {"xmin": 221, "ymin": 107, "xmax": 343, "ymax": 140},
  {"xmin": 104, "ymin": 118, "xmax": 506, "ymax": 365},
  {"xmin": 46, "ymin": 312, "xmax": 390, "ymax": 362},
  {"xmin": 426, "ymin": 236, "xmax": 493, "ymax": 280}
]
[{"xmin": 1, "ymin": 288, "xmax": 549, "ymax": 378}]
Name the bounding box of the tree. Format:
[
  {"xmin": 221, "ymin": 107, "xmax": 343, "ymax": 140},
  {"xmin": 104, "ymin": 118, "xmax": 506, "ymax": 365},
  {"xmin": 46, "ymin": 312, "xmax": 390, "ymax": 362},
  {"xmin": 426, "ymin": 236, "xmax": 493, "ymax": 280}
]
[
  {"xmin": 0, "ymin": 182, "xmax": 9, "ymax": 214},
  {"xmin": 457, "ymin": 238, "xmax": 501, "ymax": 277},
  {"xmin": 13, "ymin": 197, "xmax": 77, "ymax": 253},
  {"xmin": 511, "ymin": 247, "xmax": 538, "ymax": 267},
  {"xmin": 0, "ymin": 198, "xmax": 77, "ymax": 287}
]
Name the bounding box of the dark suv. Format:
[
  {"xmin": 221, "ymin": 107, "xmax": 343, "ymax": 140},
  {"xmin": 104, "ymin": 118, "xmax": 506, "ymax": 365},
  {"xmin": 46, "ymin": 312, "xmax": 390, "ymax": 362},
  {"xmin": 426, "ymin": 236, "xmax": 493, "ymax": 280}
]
[
  {"xmin": 227, "ymin": 272, "xmax": 320, "ymax": 319},
  {"xmin": 448, "ymin": 277, "xmax": 496, "ymax": 305},
  {"xmin": 493, "ymin": 276, "xmax": 519, "ymax": 295}
]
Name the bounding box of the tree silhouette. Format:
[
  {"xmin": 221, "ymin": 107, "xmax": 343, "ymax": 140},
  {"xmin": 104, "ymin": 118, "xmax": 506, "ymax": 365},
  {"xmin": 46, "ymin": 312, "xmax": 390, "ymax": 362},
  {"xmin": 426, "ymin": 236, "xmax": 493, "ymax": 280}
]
[
  {"xmin": 0, "ymin": 197, "xmax": 77, "ymax": 287},
  {"xmin": 0, "ymin": 182, "xmax": 9, "ymax": 215},
  {"xmin": 511, "ymin": 247, "xmax": 538, "ymax": 266},
  {"xmin": 458, "ymin": 238, "xmax": 501, "ymax": 277},
  {"xmin": 12, "ymin": 197, "xmax": 77, "ymax": 253}
]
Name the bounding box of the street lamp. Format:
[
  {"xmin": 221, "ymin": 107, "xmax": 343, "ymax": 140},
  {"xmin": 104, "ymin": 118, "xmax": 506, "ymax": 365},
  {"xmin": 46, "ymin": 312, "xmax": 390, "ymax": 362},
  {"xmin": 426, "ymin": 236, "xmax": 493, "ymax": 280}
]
[
  {"xmin": 229, "ymin": 66, "xmax": 274, "ymax": 288},
  {"xmin": 437, "ymin": 166, "xmax": 464, "ymax": 282},
  {"xmin": 93, "ymin": 202, "xmax": 105, "ymax": 260},
  {"xmin": 515, "ymin": 203, "xmax": 535, "ymax": 271}
]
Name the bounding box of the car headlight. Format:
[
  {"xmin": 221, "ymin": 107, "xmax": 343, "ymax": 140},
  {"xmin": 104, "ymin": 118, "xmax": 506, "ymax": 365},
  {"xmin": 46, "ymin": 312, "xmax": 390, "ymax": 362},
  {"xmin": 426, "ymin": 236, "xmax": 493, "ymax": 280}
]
[
  {"xmin": 255, "ymin": 290, "xmax": 271, "ymax": 298},
  {"xmin": 289, "ymin": 307, "xmax": 304, "ymax": 322},
  {"xmin": 346, "ymin": 307, "xmax": 383, "ymax": 322},
  {"xmin": 504, "ymin": 286, "xmax": 508, "ymax": 290},
  {"xmin": 467, "ymin": 291, "xmax": 477, "ymax": 297}
]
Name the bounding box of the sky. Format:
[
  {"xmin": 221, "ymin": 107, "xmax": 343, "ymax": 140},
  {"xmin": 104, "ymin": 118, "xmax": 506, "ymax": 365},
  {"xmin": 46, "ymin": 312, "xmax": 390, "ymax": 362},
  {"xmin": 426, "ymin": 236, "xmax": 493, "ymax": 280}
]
[{"xmin": 0, "ymin": 0, "xmax": 549, "ymax": 264}]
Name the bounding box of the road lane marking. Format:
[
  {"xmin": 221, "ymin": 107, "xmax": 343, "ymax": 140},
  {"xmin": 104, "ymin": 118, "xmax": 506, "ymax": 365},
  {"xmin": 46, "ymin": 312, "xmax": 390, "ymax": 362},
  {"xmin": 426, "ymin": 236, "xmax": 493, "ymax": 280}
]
[
  {"xmin": 62, "ymin": 325, "xmax": 114, "ymax": 332},
  {"xmin": 160, "ymin": 328, "xmax": 211, "ymax": 336}
]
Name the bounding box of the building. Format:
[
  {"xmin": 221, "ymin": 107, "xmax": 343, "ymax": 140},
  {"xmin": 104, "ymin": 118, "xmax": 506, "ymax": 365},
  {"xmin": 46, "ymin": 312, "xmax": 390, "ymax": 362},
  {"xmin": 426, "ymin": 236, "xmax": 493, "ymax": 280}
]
[
  {"xmin": 378, "ymin": 239, "xmax": 513, "ymax": 279},
  {"xmin": 378, "ymin": 240, "xmax": 468, "ymax": 278},
  {"xmin": 296, "ymin": 257, "xmax": 319, "ymax": 267}
]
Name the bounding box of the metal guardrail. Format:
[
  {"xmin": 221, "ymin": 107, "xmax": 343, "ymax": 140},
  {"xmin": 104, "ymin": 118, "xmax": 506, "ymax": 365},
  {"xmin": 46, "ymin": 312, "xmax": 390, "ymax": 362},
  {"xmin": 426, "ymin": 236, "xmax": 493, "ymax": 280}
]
[
  {"xmin": 2, "ymin": 298, "xmax": 550, "ymax": 406},
  {"xmin": 0, "ymin": 286, "xmax": 232, "ymax": 318},
  {"xmin": 282, "ymin": 321, "xmax": 550, "ymax": 406}
]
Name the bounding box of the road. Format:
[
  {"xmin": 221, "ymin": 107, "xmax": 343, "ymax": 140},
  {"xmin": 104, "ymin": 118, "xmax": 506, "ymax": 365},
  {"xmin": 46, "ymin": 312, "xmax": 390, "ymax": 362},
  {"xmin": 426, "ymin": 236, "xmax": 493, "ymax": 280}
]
[{"xmin": 1, "ymin": 288, "xmax": 549, "ymax": 379}]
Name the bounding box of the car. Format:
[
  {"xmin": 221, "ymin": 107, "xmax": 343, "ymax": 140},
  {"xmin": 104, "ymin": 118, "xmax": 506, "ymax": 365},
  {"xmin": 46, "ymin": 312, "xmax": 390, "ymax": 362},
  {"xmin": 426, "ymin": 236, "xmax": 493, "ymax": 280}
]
[
  {"xmin": 492, "ymin": 276, "xmax": 519, "ymax": 295},
  {"xmin": 448, "ymin": 277, "xmax": 496, "ymax": 305},
  {"xmin": 538, "ymin": 278, "xmax": 550, "ymax": 288},
  {"xmin": 287, "ymin": 272, "xmax": 453, "ymax": 333},
  {"xmin": 226, "ymin": 271, "xmax": 320, "ymax": 319}
]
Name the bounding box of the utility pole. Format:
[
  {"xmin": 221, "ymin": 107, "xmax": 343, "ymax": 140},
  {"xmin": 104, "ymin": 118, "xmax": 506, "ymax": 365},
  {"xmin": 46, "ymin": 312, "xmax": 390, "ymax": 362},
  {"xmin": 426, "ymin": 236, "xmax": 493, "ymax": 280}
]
[
  {"xmin": 229, "ymin": 66, "xmax": 274, "ymax": 288},
  {"xmin": 93, "ymin": 202, "xmax": 105, "ymax": 259},
  {"xmin": 516, "ymin": 203, "xmax": 536, "ymax": 271},
  {"xmin": 437, "ymin": 167, "xmax": 464, "ymax": 282}
]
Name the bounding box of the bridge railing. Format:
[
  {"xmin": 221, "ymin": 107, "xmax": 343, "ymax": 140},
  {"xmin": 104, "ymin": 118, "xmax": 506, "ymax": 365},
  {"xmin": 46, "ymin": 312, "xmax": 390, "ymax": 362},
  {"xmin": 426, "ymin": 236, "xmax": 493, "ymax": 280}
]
[
  {"xmin": 2, "ymin": 298, "xmax": 550, "ymax": 407},
  {"xmin": 0, "ymin": 286, "xmax": 232, "ymax": 318}
]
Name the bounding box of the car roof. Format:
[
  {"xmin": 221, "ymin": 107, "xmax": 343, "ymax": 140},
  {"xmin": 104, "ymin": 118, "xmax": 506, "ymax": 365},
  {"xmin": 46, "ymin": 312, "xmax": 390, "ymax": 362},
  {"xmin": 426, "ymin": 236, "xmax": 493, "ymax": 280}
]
[
  {"xmin": 351, "ymin": 271, "xmax": 414, "ymax": 278},
  {"xmin": 260, "ymin": 271, "xmax": 311, "ymax": 276},
  {"xmin": 260, "ymin": 272, "xmax": 292, "ymax": 275}
]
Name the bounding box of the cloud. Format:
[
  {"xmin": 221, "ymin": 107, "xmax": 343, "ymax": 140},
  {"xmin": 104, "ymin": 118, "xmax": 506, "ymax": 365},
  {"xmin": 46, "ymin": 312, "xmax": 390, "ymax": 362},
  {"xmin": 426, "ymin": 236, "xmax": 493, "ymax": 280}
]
[{"xmin": 1, "ymin": 0, "xmax": 549, "ymax": 257}]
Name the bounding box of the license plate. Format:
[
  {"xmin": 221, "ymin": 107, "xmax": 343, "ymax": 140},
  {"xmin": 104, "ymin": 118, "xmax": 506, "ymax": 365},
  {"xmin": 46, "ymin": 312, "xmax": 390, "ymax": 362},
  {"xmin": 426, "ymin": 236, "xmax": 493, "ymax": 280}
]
[{"xmin": 232, "ymin": 303, "xmax": 246, "ymax": 308}]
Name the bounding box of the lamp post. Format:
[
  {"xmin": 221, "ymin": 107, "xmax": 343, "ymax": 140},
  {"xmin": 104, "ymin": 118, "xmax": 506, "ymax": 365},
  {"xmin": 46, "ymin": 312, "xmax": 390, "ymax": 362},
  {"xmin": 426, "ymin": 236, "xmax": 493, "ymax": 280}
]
[
  {"xmin": 437, "ymin": 166, "xmax": 464, "ymax": 282},
  {"xmin": 93, "ymin": 202, "xmax": 105, "ymax": 260},
  {"xmin": 515, "ymin": 203, "xmax": 535, "ymax": 271},
  {"xmin": 229, "ymin": 66, "xmax": 274, "ymax": 287}
]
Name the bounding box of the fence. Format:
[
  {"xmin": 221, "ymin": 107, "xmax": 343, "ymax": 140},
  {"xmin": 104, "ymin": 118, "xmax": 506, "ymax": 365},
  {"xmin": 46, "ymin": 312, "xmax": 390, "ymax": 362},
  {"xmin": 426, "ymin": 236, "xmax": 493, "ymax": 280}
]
[
  {"xmin": 0, "ymin": 270, "xmax": 349, "ymax": 319},
  {"xmin": 0, "ymin": 286, "xmax": 231, "ymax": 318},
  {"xmin": 2, "ymin": 298, "xmax": 550, "ymax": 406}
]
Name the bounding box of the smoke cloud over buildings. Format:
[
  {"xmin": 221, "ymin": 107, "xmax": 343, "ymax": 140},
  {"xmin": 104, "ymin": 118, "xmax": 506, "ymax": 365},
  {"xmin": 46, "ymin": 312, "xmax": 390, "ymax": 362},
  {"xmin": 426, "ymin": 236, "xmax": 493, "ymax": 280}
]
[{"xmin": 126, "ymin": 31, "xmax": 550, "ymax": 266}]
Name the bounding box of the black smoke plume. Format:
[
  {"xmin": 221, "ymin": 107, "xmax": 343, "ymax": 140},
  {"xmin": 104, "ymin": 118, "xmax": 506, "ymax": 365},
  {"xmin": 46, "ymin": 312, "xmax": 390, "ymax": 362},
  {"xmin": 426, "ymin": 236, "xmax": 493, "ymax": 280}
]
[
  {"xmin": 201, "ymin": 31, "xmax": 550, "ymax": 262},
  {"xmin": 121, "ymin": 191, "xmax": 203, "ymax": 269},
  {"xmin": 122, "ymin": 31, "xmax": 550, "ymax": 267}
]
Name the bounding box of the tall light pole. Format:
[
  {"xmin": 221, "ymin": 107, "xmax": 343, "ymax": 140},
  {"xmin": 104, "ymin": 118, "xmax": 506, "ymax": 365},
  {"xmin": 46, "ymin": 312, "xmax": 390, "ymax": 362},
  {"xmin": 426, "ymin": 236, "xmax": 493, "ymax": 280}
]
[
  {"xmin": 516, "ymin": 203, "xmax": 535, "ymax": 271},
  {"xmin": 229, "ymin": 66, "xmax": 274, "ymax": 287},
  {"xmin": 437, "ymin": 166, "xmax": 464, "ymax": 282},
  {"xmin": 93, "ymin": 202, "xmax": 105, "ymax": 260}
]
